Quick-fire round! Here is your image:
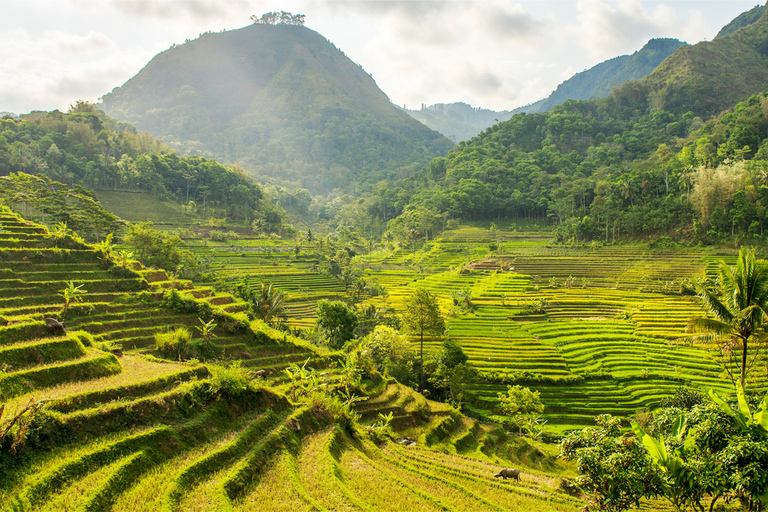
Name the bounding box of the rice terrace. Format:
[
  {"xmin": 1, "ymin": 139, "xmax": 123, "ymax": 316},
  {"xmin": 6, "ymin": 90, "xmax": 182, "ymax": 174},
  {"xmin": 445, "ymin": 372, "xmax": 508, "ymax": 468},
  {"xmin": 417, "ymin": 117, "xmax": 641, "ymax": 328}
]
[{"xmin": 5, "ymin": 2, "xmax": 768, "ymax": 511}]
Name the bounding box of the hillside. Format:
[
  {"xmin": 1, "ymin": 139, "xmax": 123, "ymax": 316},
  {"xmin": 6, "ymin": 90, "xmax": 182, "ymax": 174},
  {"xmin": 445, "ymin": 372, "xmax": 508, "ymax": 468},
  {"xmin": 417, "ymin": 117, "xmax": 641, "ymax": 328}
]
[
  {"xmin": 406, "ymin": 103, "xmax": 515, "ymax": 144},
  {"xmin": 715, "ymin": 3, "xmax": 764, "ymax": 38},
  {"xmin": 405, "ymin": 38, "xmax": 684, "ymax": 143},
  {"xmin": 0, "ymin": 209, "xmax": 584, "ymax": 511},
  {"xmin": 625, "ymin": 2, "xmax": 768, "ymax": 117},
  {"xmin": 100, "ymin": 23, "xmax": 453, "ymax": 194},
  {"xmin": 0, "ymin": 107, "xmax": 283, "ymax": 231},
  {"xmin": 522, "ymin": 38, "xmax": 686, "ymax": 114}
]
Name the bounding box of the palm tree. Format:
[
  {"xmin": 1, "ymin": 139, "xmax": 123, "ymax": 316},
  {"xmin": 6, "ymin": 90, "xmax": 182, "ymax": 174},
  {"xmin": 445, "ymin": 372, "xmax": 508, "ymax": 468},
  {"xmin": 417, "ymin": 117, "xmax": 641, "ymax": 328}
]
[
  {"xmin": 687, "ymin": 247, "xmax": 768, "ymax": 389},
  {"xmin": 237, "ymin": 278, "xmax": 286, "ymax": 326},
  {"xmin": 353, "ymin": 278, "xmax": 368, "ymax": 304}
]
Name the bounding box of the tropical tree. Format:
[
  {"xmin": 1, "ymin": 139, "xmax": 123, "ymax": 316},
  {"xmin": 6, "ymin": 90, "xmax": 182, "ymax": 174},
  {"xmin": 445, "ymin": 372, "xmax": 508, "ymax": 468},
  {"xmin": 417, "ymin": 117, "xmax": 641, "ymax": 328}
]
[
  {"xmin": 117, "ymin": 250, "xmax": 134, "ymax": 268},
  {"xmin": 686, "ymin": 247, "xmax": 768, "ymax": 389},
  {"xmin": 316, "ymin": 299, "xmax": 358, "ymax": 350},
  {"xmin": 236, "ymin": 277, "xmax": 285, "ymax": 326},
  {"xmin": 497, "ymin": 385, "xmax": 545, "ymax": 435},
  {"xmin": 196, "ymin": 318, "xmax": 217, "ymax": 351},
  {"xmin": 353, "ymin": 278, "xmax": 368, "ymax": 304},
  {"xmin": 94, "ymin": 233, "xmax": 114, "ymax": 267},
  {"xmin": 402, "ymin": 288, "xmax": 445, "ymax": 392}
]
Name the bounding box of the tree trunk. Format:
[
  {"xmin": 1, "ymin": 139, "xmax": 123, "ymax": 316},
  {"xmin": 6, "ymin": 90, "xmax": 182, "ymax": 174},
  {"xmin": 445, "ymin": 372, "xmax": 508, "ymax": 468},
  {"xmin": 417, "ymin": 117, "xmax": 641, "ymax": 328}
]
[
  {"xmin": 741, "ymin": 337, "xmax": 748, "ymax": 390},
  {"xmin": 419, "ymin": 331, "xmax": 424, "ymax": 393}
]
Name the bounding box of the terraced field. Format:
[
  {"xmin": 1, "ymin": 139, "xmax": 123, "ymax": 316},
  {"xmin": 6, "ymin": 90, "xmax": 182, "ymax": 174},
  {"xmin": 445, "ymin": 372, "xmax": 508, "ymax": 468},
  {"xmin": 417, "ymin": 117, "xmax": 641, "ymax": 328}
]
[
  {"xmin": 161, "ymin": 219, "xmax": 752, "ymax": 432},
  {"xmin": 0, "ymin": 210, "xmax": 587, "ymax": 511},
  {"xmin": 345, "ymin": 226, "xmax": 752, "ymax": 433}
]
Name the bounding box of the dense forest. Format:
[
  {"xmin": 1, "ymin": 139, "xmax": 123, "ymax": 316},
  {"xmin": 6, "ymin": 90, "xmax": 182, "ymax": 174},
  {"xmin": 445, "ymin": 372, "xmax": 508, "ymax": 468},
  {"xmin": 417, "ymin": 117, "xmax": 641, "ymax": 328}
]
[
  {"xmin": 0, "ymin": 103, "xmax": 284, "ymax": 229},
  {"xmin": 366, "ymin": 90, "xmax": 768, "ymax": 246}
]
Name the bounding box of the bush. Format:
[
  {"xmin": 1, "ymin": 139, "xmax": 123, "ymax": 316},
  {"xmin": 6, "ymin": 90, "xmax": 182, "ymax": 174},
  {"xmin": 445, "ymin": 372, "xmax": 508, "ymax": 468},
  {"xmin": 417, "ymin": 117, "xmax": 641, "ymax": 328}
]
[
  {"xmin": 208, "ymin": 361, "xmax": 257, "ymax": 398},
  {"xmin": 155, "ymin": 327, "xmax": 192, "ymax": 360}
]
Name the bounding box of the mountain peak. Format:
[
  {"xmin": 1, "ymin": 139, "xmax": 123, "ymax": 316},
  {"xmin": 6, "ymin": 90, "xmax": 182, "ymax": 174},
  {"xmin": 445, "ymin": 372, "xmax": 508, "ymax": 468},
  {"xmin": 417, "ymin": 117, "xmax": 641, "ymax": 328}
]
[{"xmin": 100, "ymin": 23, "xmax": 452, "ymax": 194}]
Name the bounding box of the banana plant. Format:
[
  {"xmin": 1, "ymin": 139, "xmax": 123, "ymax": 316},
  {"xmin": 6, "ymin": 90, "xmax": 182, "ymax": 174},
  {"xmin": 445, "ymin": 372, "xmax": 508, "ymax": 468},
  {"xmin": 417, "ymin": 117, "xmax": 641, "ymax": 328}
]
[
  {"xmin": 631, "ymin": 415, "xmax": 699, "ymax": 512},
  {"xmin": 708, "ymin": 381, "xmax": 768, "ymax": 432}
]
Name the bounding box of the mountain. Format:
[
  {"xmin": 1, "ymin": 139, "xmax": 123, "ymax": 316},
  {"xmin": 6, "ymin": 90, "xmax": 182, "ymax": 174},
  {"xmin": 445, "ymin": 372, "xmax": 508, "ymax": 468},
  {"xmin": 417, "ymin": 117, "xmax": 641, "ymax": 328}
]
[
  {"xmin": 100, "ymin": 23, "xmax": 453, "ymax": 194},
  {"xmin": 406, "ymin": 38, "xmax": 684, "ymax": 142},
  {"xmin": 405, "ymin": 103, "xmax": 515, "ymax": 144},
  {"xmin": 623, "ymin": 2, "xmax": 768, "ymax": 118},
  {"xmin": 715, "ymin": 3, "xmax": 764, "ymax": 39},
  {"xmin": 520, "ymin": 38, "xmax": 686, "ymax": 114}
]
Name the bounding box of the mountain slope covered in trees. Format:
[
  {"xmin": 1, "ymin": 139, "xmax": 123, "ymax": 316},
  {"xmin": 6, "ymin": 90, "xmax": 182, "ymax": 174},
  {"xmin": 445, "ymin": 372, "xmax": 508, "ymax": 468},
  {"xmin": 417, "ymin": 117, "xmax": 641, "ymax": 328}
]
[
  {"xmin": 369, "ymin": 5, "xmax": 768, "ymax": 247},
  {"xmin": 637, "ymin": 4, "xmax": 768, "ymax": 117},
  {"xmin": 520, "ymin": 38, "xmax": 686, "ymax": 114},
  {"xmin": 100, "ymin": 23, "xmax": 453, "ymax": 194},
  {"xmin": 0, "ymin": 104, "xmax": 284, "ymax": 231},
  {"xmin": 715, "ymin": 3, "xmax": 764, "ymax": 39},
  {"xmin": 406, "ymin": 38, "xmax": 685, "ymax": 143}
]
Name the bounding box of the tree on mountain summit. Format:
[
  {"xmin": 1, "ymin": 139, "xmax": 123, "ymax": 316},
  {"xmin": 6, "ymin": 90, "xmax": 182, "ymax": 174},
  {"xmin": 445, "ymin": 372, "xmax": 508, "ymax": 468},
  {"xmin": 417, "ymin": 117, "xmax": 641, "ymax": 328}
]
[{"xmin": 250, "ymin": 11, "xmax": 305, "ymax": 25}]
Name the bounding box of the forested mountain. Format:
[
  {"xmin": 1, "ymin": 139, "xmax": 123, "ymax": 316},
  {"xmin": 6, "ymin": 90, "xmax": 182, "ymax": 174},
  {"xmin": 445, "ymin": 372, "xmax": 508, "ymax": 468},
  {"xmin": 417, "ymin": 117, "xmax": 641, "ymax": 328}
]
[
  {"xmin": 639, "ymin": 5, "xmax": 768, "ymax": 117},
  {"xmin": 366, "ymin": 5, "xmax": 768, "ymax": 247},
  {"xmin": 406, "ymin": 38, "xmax": 684, "ymax": 143},
  {"xmin": 715, "ymin": 3, "xmax": 764, "ymax": 39},
  {"xmin": 0, "ymin": 103, "xmax": 284, "ymax": 230},
  {"xmin": 406, "ymin": 103, "xmax": 515, "ymax": 144},
  {"xmin": 519, "ymin": 38, "xmax": 686, "ymax": 114},
  {"xmin": 100, "ymin": 23, "xmax": 453, "ymax": 195}
]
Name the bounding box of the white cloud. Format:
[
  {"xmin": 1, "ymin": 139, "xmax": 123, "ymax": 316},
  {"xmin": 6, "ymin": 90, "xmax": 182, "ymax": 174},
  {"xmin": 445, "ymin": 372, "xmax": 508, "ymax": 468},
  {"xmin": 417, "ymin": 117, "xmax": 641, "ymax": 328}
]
[
  {"xmin": 573, "ymin": 0, "xmax": 710, "ymax": 60},
  {"xmin": 77, "ymin": 0, "xmax": 255, "ymax": 22},
  {"xmin": 474, "ymin": 2, "xmax": 546, "ymax": 43},
  {"xmin": 0, "ymin": 29, "xmax": 157, "ymax": 113}
]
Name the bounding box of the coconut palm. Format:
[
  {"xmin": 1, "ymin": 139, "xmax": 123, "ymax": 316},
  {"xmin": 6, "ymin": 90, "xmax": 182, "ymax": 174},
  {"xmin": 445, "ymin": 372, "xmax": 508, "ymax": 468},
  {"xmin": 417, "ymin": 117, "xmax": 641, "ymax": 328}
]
[
  {"xmin": 237, "ymin": 277, "xmax": 286, "ymax": 326},
  {"xmin": 686, "ymin": 247, "xmax": 768, "ymax": 389}
]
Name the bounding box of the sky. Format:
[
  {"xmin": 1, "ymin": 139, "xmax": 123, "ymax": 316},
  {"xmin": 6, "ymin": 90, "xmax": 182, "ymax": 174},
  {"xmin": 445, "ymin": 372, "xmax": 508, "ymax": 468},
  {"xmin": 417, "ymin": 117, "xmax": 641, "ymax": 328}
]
[{"xmin": 0, "ymin": 0, "xmax": 762, "ymax": 115}]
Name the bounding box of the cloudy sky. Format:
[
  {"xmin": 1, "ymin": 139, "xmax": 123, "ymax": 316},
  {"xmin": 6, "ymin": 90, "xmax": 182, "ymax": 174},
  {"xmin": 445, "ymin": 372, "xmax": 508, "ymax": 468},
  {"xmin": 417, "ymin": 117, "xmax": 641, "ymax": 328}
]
[{"xmin": 0, "ymin": 0, "xmax": 760, "ymax": 114}]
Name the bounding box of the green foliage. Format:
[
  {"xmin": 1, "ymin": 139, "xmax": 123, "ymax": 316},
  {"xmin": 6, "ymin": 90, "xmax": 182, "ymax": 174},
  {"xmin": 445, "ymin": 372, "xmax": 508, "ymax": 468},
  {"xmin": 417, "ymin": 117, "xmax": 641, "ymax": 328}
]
[
  {"xmin": 687, "ymin": 247, "xmax": 768, "ymax": 389},
  {"xmin": 401, "ymin": 288, "xmax": 445, "ymax": 392},
  {"xmin": 155, "ymin": 327, "xmax": 218, "ymax": 362},
  {"xmin": 0, "ymin": 398, "xmax": 45, "ymax": 455},
  {"xmin": 660, "ymin": 387, "xmax": 706, "ymax": 410},
  {"xmin": 0, "ymin": 173, "xmax": 124, "ymax": 241},
  {"xmin": 100, "ymin": 24, "xmax": 452, "ymax": 195},
  {"xmin": 125, "ymin": 222, "xmax": 203, "ymax": 278},
  {"xmin": 59, "ymin": 281, "xmax": 86, "ymax": 314},
  {"xmin": 235, "ymin": 276, "xmax": 286, "ymax": 326},
  {"xmin": 560, "ymin": 414, "xmax": 664, "ymax": 512},
  {"xmin": 316, "ymin": 299, "xmax": 358, "ymax": 350},
  {"xmin": 207, "ymin": 361, "xmax": 258, "ymax": 399},
  {"xmin": 424, "ymin": 338, "xmax": 479, "ymax": 408},
  {"xmin": 154, "ymin": 327, "xmax": 192, "ymax": 360},
  {"xmin": 196, "ymin": 318, "xmax": 217, "ymax": 351},
  {"xmin": 0, "ymin": 108, "xmax": 278, "ymax": 224},
  {"xmin": 497, "ymin": 385, "xmax": 545, "ymax": 435},
  {"xmin": 358, "ymin": 325, "xmax": 412, "ymax": 375}
]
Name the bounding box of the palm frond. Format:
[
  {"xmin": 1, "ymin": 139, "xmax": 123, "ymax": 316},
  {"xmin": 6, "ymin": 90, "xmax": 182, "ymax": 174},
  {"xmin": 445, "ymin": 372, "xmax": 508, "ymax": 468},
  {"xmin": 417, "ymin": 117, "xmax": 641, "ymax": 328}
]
[
  {"xmin": 698, "ymin": 289, "xmax": 734, "ymax": 323},
  {"xmin": 686, "ymin": 317, "xmax": 733, "ymax": 336}
]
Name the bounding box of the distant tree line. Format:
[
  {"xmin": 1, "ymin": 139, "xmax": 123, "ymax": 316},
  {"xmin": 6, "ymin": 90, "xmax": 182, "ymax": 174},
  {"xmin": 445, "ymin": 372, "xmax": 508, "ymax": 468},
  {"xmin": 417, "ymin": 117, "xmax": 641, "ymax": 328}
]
[{"xmin": 250, "ymin": 11, "xmax": 305, "ymax": 26}]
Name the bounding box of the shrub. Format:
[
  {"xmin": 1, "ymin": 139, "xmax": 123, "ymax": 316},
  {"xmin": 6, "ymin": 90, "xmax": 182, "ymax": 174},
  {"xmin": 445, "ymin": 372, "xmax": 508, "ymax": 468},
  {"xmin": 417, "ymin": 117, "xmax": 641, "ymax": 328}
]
[
  {"xmin": 155, "ymin": 327, "xmax": 192, "ymax": 360},
  {"xmin": 660, "ymin": 387, "xmax": 705, "ymax": 410},
  {"xmin": 208, "ymin": 361, "xmax": 255, "ymax": 398}
]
